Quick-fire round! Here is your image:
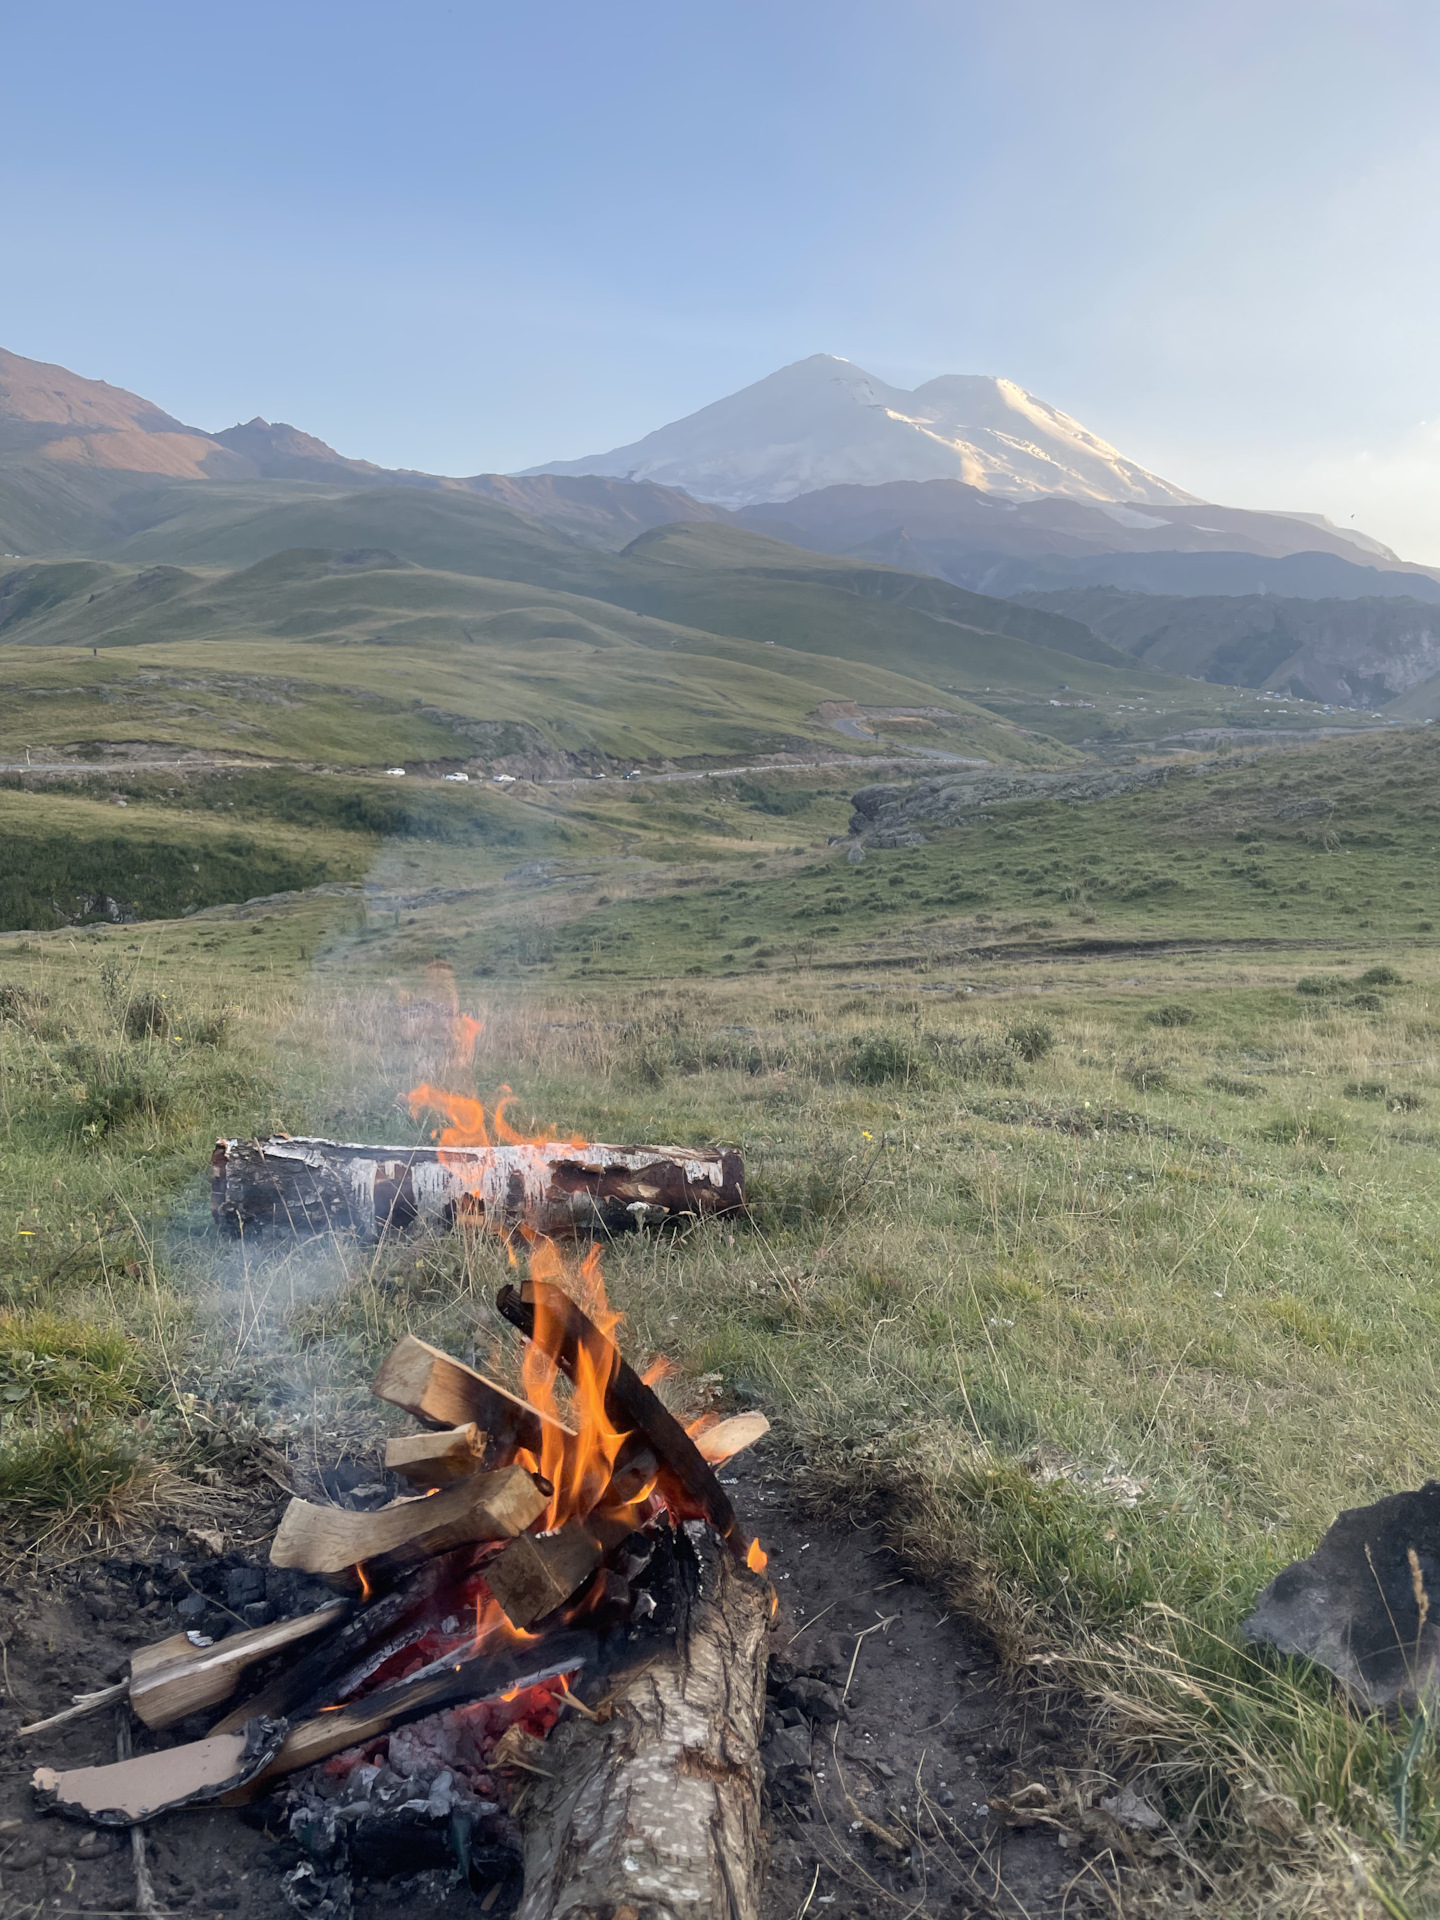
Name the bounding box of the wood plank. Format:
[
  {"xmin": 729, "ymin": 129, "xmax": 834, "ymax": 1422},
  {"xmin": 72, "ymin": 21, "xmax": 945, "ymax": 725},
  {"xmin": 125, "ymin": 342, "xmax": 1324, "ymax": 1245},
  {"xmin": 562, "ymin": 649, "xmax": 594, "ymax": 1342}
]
[
  {"xmin": 128, "ymin": 1602, "xmax": 349, "ymax": 1730},
  {"xmin": 268, "ymin": 1466, "xmax": 547, "ymax": 1587},
  {"xmin": 371, "ymin": 1335, "xmax": 569, "ymax": 1456},
  {"xmin": 693, "ymin": 1411, "xmax": 770, "ymax": 1464},
  {"xmin": 33, "ymin": 1722, "xmax": 287, "ymax": 1825},
  {"xmin": 384, "ymin": 1422, "xmax": 489, "ymax": 1488}
]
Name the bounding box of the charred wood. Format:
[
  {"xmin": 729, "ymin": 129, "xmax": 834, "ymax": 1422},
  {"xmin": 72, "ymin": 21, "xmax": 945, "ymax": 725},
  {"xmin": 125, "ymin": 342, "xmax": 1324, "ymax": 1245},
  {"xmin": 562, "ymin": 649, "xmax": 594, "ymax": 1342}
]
[
  {"xmin": 496, "ymin": 1278, "xmax": 750, "ymax": 1559},
  {"xmin": 229, "ymin": 1634, "xmax": 596, "ymax": 1799}
]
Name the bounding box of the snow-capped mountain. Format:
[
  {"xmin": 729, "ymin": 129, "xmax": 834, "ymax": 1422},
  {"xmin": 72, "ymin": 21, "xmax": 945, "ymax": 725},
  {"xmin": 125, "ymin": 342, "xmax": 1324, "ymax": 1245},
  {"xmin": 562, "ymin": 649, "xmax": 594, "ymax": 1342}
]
[{"xmin": 522, "ymin": 353, "xmax": 1198, "ymax": 509}]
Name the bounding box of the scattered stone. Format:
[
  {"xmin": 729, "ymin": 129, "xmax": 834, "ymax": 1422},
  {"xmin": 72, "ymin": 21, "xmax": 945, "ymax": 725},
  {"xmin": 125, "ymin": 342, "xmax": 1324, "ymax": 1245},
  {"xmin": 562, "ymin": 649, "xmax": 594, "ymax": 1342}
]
[
  {"xmin": 1245, "ymin": 1482, "xmax": 1440, "ymax": 1711},
  {"xmin": 1101, "ymin": 1785, "xmax": 1165, "ymax": 1833}
]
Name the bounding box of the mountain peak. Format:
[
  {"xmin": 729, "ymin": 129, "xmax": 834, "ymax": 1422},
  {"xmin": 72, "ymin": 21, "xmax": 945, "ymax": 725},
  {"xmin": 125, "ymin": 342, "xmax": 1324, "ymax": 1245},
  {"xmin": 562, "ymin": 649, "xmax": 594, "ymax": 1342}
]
[{"xmin": 521, "ymin": 357, "xmax": 1197, "ymax": 510}]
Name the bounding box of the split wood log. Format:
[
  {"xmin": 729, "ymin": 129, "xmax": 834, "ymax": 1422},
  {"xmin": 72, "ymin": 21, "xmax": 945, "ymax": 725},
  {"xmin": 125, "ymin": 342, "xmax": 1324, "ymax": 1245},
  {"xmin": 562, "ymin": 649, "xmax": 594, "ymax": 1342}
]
[
  {"xmin": 269, "ymin": 1466, "xmax": 547, "ymax": 1588},
  {"xmin": 496, "ymin": 1279, "xmax": 750, "ymax": 1559},
  {"xmin": 510, "ymin": 1523, "xmax": 770, "ymax": 1920},
  {"xmin": 211, "ymin": 1136, "xmax": 744, "ymax": 1240},
  {"xmin": 694, "ymin": 1411, "xmax": 770, "ymax": 1465},
  {"xmin": 384, "ymin": 1422, "xmax": 489, "ymax": 1488},
  {"xmin": 482, "ymin": 1448, "xmax": 659, "ymax": 1630},
  {"xmin": 128, "ymin": 1601, "xmax": 349, "ymax": 1729},
  {"xmin": 372, "ymin": 1334, "xmax": 570, "ymax": 1457},
  {"xmin": 226, "ymin": 1632, "xmax": 596, "ymax": 1801}
]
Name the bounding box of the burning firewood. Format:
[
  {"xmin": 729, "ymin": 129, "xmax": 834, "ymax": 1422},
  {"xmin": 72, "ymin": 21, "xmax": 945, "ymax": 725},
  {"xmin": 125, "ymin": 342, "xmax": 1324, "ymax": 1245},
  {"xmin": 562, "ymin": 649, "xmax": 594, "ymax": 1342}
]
[
  {"xmin": 371, "ymin": 1334, "xmax": 569, "ymax": 1454},
  {"xmin": 269, "ymin": 1466, "xmax": 548, "ymax": 1588},
  {"xmin": 496, "ymin": 1277, "xmax": 753, "ymax": 1560},
  {"xmin": 230, "ymin": 1634, "xmax": 597, "ymax": 1796},
  {"xmin": 210, "ymin": 1136, "xmax": 744, "ymax": 1240},
  {"xmin": 29, "ymin": 1237, "xmax": 774, "ymax": 1920},
  {"xmin": 208, "ymin": 1547, "xmax": 481, "ymax": 1735},
  {"xmin": 384, "ymin": 1421, "xmax": 489, "ymax": 1488}
]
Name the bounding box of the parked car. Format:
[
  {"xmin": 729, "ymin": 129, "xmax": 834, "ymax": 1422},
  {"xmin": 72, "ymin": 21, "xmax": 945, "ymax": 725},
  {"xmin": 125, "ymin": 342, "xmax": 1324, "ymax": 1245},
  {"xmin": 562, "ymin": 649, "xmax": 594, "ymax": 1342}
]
[
  {"xmin": 386, "ymin": 767, "xmax": 406, "ymax": 777},
  {"xmin": 443, "ymin": 771, "xmax": 470, "ymax": 783}
]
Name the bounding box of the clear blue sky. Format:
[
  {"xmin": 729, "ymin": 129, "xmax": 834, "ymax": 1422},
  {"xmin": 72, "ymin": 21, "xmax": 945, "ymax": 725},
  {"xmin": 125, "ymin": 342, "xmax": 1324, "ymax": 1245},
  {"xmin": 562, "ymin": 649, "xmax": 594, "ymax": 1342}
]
[{"xmin": 6, "ymin": 0, "xmax": 1440, "ymax": 554}]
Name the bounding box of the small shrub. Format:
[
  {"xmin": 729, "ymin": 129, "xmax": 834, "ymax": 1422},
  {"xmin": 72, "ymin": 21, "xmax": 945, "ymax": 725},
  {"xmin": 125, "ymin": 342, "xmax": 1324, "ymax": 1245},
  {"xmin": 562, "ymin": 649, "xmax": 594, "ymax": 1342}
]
[
  {"xmin": 940, "ymin": 1035, "xmax": 1023, "ymax": 1086},
  {"xmin": 1296, "ymin": 975, "xmax": 1346, "ymax": 997},
  {"xmin": 1145, "ymin": 1004, "xmax": 1197, "ymax": 1027},
  {"xmin": 0, "ymin": 983, "xmax": 46, "ymax": 1020},
  {"xmin": 848, "ymin": 1031, "xmax": 924, "ymax": 1085},
  {"xmin": 1342, "ymin": 1080, "xmax": 1389, "ymax": 1101},
  {"xmin": 183, "ymin": 1007, "xmax": 233, "ymax": 1048},
  {"xmin": 1347, "ymin": 992, "xmax": 1385, "ymax": 1012},
  {"xmin": 1389, "ymin": 1091, "xmax": 1426, "ymax": 1112},
  {"xmin": 1006, "ymin": 1020, "xmax": 1055, "ymax": 1063},
  {"xmin": 1123, "ymin": 1060, "xmax": 1177, "ymax": 1093},
  {"xmin": 0, "ymin": 1418, "xmax": 148, "ymax": 1530},
  {"xmin": 1358, "ymin": 965, "xmax": 1404, "ymax": 987},
  {"xmin": 123, "ymin": 990, "xmax": 171, "ymax": 1041},
  {"xmin": 1262, "ymin": 1108, "xmax": 1349, "ymax": 1148},
  {"xmin": 1206, "ymin": 1074, "xmax": 1261, "ymax": 1098},
  {"xmin": 62, "ymin": 1043, "xmax": 175, "ymax": 1137}
]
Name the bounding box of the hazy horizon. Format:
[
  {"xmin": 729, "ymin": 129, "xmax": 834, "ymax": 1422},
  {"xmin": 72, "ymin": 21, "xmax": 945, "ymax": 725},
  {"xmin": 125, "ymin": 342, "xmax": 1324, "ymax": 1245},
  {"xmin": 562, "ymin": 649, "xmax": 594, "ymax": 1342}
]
[{"xmin": 5, "ymin": 1, "xmax": 1440, "ymax": 557}]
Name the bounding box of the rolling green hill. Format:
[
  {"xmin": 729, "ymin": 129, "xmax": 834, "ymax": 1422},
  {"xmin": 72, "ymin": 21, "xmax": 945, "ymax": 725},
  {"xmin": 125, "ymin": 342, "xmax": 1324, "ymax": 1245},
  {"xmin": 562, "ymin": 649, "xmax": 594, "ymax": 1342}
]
[{"xmin": 0, "ymin": 489, "xmax": 1334, "ymax": 779}]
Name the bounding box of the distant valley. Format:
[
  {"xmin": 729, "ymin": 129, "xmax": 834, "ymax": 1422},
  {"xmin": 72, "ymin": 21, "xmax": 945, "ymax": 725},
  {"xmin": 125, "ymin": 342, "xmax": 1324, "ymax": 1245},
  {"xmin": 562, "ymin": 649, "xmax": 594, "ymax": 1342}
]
[{"xmin": 3, "ymin": 341, "xmax": 1438, "ymax": 796}]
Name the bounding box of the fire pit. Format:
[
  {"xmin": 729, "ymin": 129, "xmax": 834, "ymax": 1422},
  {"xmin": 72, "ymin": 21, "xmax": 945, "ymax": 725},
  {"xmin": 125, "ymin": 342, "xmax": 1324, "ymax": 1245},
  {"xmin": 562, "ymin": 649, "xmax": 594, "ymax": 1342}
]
[{"xmin": 27, "ymin": 1238, "xmax": 774, "ymax": 1920}]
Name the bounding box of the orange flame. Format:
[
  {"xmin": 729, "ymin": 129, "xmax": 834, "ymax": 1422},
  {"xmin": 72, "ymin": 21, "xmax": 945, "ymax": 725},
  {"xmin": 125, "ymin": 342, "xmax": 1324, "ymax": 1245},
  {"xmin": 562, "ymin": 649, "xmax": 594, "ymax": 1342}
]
[
  {"xmin": 406, "ymin": 1085, "xmax": 588, "ymax": 1163},
  {"xmin": 422, "ymin": 961, "xmax": 484, "ymax": 1064},
  {"xmin": 747, "ymin": 1538, "xmax": 768, "ymax": 1573},
  {"xmin": 521, "ymin": 1238, "xmax": 634, "ymax": 1530},
  {"xmin": 467, "ymin": 1588, "xmax": 542, "ymax": 1659}
]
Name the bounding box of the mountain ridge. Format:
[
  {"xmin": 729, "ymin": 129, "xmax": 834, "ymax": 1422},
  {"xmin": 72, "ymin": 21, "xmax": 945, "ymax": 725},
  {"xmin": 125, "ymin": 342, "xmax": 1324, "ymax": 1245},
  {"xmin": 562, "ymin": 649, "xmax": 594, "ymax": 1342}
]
[{"xmin": 522, "ymin": 353, "xmax": 1200, "ymax": 508}]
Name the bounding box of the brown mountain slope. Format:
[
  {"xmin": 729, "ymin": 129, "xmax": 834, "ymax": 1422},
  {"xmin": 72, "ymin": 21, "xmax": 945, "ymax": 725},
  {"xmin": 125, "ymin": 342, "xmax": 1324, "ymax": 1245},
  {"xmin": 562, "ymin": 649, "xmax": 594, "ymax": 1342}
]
[{"xmin": 0, "ymin": 347, "xmax": 247, "ymax": 479}]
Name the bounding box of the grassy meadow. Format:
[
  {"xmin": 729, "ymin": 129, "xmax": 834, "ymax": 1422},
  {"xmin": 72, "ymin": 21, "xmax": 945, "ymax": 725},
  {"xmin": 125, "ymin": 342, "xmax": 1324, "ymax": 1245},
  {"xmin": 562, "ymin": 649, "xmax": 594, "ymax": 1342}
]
[{"xmin": 1, "ymin": 724, "xmax": 1438, "ymax": 1913}]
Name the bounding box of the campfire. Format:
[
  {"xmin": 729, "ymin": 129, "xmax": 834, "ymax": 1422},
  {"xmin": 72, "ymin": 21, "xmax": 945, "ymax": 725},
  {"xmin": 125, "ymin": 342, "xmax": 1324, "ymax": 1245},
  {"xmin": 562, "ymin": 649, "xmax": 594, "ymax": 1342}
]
[{"xmin": 26, "ymin": 1185, "xmax": 773, "ymax": 1918}]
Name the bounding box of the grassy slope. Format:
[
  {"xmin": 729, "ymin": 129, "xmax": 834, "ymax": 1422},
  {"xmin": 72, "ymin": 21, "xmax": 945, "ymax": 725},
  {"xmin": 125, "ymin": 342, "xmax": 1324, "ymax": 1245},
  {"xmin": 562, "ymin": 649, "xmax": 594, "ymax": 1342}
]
[
  {"xmin": 1, "ymin": 728, "xmax": 1439, "ymax": 1905},
  {"xmin": 437, "ymin": 729, "xmax": 1439, "ymax": 981}
]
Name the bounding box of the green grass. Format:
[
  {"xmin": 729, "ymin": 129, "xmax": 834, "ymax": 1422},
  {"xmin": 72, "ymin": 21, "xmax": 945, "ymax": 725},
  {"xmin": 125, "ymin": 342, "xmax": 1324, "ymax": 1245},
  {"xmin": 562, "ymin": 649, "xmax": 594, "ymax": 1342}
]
[
  {"xmin": 475, "ymin": 727, "xmax": 1440, "ymax": 981},
  {"xmin": 2, "ymin": 723, "xmax": 1439, "ymax": 1908}
]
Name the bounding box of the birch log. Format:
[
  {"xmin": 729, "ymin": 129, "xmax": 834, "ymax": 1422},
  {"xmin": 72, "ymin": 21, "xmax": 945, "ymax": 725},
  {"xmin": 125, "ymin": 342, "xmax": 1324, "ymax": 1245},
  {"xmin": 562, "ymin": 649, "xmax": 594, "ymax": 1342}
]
[
  {"xmin": 211, "ymin": 1137, "xmax": 744, "ymax": 1240},
  {"xmin": 511, "ymin": 1523, "xmax": 770, "ymax": 1920}
]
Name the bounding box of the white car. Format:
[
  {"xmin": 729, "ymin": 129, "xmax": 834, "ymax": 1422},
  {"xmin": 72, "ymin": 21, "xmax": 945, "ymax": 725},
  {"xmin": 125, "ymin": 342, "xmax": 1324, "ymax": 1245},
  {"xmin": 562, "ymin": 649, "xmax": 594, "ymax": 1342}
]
[
  {"xmin": 492, "ymin": 773, "xmax": 516, "ymax": 784},
  {"xmin": 386, "ymin": 767, "xmax": 406, "ymax": 777},
  {"xmin": 443, "ymin": 772, "xmax": 470, "ymax": 783}
]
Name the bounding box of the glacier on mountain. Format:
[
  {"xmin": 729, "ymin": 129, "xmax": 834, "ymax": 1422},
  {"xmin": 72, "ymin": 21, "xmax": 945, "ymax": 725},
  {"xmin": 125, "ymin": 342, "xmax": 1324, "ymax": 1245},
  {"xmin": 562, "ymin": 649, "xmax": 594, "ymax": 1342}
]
[{"xmin": 522, "ymin": 353, "xmax": 1198, "ymax": 509}]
